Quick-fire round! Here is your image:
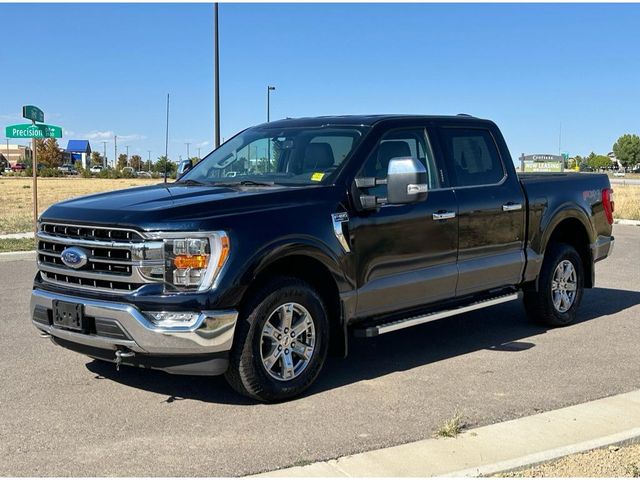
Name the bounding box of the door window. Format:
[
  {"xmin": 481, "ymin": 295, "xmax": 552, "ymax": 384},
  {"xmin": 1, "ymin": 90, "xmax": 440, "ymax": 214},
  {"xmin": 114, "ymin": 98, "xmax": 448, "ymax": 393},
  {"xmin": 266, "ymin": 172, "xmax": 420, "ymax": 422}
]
[
  {"xmin": 359, "ymin": 128, "xmax": 440, "ymax": 196},
  {"xmin": 440, "ymin": 128, "xmax": 505, "ymax": 187}
]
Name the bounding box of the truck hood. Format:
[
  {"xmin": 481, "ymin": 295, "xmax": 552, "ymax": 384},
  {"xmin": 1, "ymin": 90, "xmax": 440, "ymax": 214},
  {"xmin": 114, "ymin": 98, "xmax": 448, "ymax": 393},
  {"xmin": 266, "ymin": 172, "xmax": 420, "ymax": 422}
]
[{"xmin": 41, "ymin": 182, "xmax": 338, "ymax": 231}]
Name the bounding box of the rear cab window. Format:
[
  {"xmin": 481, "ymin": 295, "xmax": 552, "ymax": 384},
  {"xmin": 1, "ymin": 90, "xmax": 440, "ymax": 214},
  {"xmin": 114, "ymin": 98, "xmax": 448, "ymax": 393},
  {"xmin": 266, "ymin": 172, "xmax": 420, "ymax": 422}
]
[{"xmin": 439, "ymin": 127, "xmax": 506, "ymax": 187}]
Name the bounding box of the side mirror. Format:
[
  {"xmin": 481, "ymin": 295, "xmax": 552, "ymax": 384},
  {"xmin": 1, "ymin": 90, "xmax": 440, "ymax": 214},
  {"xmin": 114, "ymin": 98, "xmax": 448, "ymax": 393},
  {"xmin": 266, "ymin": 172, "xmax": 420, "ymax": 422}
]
[
  {"xmin": 177, "ymin": 159, "xmax": 194, "ymax": 178},
  {"xmin": 386, "ymin": 157, "xmax": 428, "ymax": 204}
]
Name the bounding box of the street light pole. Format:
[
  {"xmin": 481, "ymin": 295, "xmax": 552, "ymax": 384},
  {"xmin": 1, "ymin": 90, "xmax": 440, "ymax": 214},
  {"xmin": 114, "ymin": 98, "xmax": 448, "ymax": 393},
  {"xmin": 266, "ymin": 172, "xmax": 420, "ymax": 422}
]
[
  {"xmin": 102, "ymin": 141, "xmax": 107, "ymax": 167},
  {"xmin": 185, "ymin": 142, "xmax": 191, "ymax": 159},
  {"xmin": 267, "ymin": 85, "xmax": 275, "ymax": 122},
  {"xmin": 214, "ymin": 2, "xmax": 220, "ymax": 148},
  {"xmin": 147, "ymin": 150, "xmax": 151, "ymax": 172},
  {"xmin": 126, "ymin": 145, "xmax": 130, "ymax": 167},
  {"xmin": 114, "ymin": 135, "xmax": 117, "ymax": 169}
]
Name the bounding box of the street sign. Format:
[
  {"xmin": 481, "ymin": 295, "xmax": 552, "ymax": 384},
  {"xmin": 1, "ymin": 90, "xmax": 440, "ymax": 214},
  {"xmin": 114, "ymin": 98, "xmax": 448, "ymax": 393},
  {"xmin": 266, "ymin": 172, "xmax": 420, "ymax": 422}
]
[
  {"xmin": 22, "ymin": 105, "xmax": 44, "ymax": 123},
  {"xmin": 5, "ymin": 123, "xmax": 62, "ymax": 139}
]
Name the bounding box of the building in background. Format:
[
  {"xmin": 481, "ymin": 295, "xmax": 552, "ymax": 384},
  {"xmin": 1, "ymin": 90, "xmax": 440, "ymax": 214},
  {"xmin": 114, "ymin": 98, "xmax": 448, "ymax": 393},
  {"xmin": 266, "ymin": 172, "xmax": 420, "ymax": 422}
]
[
  {"xmin": 65, "ymin": 140, "xmax": 91, "ymax": 168},
  {"xmin": 0, "ymin": 143, "xmax": 32, "ymax": 166}
]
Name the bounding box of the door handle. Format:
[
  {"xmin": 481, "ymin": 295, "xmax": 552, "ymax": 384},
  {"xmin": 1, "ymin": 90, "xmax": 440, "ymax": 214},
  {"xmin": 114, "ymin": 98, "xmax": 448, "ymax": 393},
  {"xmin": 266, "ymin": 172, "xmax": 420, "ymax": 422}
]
[
  {"xmin": 433, "ymin": 211, "xmax": 456, "ymax": 220},
  {"xmin": 502, "ymin": 203, "xmax": 523, "ymax": 212}
]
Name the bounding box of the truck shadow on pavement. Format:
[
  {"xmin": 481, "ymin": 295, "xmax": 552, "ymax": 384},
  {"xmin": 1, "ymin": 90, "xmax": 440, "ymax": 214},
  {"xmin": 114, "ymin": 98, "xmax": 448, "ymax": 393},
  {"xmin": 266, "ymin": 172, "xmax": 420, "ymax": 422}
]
[{"xmin": 86, "ymin": 287, "xmax": 640, "ymax": 404}]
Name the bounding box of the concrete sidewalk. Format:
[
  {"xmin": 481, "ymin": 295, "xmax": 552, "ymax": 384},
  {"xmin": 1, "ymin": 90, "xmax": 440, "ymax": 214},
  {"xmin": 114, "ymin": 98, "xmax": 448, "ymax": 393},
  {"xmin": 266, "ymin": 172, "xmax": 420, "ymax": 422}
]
[{"xmin": 256, "ymin": 389, "xmax": 640, "ymax": 477}]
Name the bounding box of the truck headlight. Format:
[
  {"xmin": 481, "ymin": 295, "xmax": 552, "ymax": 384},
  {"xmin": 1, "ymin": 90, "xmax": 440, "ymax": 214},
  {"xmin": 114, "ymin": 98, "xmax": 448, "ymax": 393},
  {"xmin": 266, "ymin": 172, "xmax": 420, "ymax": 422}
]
[{"xmin": 161, "ymin": 232, "xmax": 230, "ymax": 292}]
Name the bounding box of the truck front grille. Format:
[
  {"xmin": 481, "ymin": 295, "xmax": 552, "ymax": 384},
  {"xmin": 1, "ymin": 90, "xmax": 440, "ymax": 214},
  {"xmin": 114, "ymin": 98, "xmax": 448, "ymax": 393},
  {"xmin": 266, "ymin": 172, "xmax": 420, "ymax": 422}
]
[{"xmin": 37, "ymin": 222, "xmax": 164, "ymax": 294}]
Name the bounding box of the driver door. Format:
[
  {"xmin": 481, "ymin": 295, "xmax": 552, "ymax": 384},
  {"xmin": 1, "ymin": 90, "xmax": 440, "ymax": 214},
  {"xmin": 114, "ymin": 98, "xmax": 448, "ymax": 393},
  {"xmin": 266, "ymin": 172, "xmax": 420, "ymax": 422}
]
[{"xmin": 350, "ymin": 126, "xmax": 459, "ymax": 318}]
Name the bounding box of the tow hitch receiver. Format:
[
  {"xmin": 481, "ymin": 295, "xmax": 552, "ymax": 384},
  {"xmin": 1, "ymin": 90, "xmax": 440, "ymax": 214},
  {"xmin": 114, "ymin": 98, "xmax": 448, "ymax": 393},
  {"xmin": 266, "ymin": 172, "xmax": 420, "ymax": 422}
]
[{"xmin": 115, "ymin": 349, "xmax": 135, "ymax": 371}]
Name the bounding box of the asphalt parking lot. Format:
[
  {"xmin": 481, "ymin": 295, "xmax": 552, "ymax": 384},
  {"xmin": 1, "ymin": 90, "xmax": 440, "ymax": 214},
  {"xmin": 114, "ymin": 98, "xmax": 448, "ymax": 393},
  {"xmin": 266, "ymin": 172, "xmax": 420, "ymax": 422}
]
[{"xmin": 1, "ymin": 224, "xmax": 639, "ymax": 476}]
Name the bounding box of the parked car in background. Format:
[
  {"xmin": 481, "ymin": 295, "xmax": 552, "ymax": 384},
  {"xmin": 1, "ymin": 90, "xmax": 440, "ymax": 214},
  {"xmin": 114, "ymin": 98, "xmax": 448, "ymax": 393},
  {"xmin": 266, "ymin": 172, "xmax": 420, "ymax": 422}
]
[
  {"xmin": 11, "ymin": 163, "xmax": 27, "ymax": 172},
  {"xmin": 58, "ymin": 164, "xmax": 78, "ymax": 175},
  {"xmin": 613, "ymin": 171, "xmax": 626, "ymax": 177},
  {"xmin": 89, "ymin": 165, "xmax": 103, "ymax": 174}
]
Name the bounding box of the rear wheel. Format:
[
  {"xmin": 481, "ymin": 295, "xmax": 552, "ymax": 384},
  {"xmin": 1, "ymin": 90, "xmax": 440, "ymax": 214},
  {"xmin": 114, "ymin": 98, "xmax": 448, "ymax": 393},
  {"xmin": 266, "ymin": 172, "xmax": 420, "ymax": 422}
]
[
  {"xmin": 524, "ymin": 243, "xmax": 584, "ymax": 327},
  {"xmin": 225, "ymin": 277, "xmax": 329, "ymax": 402}
]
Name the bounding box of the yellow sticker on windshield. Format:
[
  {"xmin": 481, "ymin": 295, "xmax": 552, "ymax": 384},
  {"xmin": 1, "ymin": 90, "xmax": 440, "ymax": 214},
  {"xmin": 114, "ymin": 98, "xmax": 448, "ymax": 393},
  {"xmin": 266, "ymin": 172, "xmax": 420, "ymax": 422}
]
[{"xmin": 311, "ymin": 172, "xmax": 325, "ymax": 182}]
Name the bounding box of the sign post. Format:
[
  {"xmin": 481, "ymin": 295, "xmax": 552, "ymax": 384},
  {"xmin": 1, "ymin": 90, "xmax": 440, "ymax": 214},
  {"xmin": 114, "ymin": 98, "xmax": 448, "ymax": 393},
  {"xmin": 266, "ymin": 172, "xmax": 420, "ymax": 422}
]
[{"xmin": 5, "ymin": 107, "xmax": 63, "ymax": 233}]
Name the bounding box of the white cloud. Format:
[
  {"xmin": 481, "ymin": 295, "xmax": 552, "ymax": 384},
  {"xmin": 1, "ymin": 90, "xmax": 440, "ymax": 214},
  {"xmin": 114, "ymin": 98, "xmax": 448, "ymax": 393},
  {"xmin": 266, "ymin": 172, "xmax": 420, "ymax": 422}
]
[
  {"xmin": 117, "ymin": 133, "xmax": 147, "ymax": 142},
  {"xmin": 0, "ymin": 113, "xmax": 19, "ymax": 121},
  {"xmin": 84, "ymin": 130, "xmax": 115, "ymax": 141},
  {"xmin": 195, "ymin": 141, "xmax": 210, "ymax": 148}
]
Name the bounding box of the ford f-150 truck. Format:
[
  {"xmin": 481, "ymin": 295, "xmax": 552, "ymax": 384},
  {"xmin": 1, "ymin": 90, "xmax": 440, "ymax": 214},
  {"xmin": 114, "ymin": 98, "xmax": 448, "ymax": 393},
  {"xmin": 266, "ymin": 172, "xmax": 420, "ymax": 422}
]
[{"xmin": 31, "ymin": 115, "xmax": 615, "ymax": 402}]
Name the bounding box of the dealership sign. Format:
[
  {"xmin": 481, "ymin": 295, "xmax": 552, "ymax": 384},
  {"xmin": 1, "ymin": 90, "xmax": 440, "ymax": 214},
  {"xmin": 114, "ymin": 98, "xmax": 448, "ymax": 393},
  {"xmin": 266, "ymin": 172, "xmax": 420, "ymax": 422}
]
[
  {"xmin": 5, "ymin": 123, "xmax": 62, "ymax": 139},
  {"xmin": 521, "ymin": 154, "xmax": 564, "ymax": 172}
]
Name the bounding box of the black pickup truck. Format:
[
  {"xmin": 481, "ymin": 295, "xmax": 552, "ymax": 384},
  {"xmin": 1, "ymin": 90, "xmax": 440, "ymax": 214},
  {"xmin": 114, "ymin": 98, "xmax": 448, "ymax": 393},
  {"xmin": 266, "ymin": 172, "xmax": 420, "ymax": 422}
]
[{"xmin": 31, "ymin": 115, "xmax": 615, "ymax": 401}]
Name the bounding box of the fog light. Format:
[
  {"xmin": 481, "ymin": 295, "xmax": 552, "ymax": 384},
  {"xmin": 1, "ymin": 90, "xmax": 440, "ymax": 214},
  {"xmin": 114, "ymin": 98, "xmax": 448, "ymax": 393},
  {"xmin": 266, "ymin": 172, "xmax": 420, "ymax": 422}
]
[{"xmin": 146, "ymin": 311, "xmax": 201, "ymax": 328}]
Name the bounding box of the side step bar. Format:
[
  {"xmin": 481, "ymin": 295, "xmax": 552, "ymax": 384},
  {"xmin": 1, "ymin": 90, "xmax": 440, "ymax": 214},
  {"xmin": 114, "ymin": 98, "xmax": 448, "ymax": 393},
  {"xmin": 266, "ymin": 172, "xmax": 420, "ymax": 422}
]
[{"xmin": 354, "ymin": 291, "xmax": 522, "ymax": 337}]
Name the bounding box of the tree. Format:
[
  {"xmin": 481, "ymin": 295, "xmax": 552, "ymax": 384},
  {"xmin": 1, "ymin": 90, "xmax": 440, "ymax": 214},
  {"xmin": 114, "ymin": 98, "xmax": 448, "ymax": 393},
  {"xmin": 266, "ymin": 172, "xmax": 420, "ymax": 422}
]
[
  {"xmin": 38, "ymin": 138, "xmax": 63, "ymax": 167},
  {"xmin": 613, "ymin": 134, "xmax": 640, "ymax": 170},
  {"xmin": 116, "ymin": 153, "xmax": 128, "ymax": 170},
  {"xmin": 587, "ymin": 154, "xmax": 612, "ymax": 171},
  {"xmin": 129, "ymin": 154, "xmax": 143, "ymax": 171},
  {"xmin": 90, "ymin": 151, "xmax": 103, "ymax": 167},
  {"xmin": 153, "ymin": 156, "xmax": 176, "ymax": 177}
]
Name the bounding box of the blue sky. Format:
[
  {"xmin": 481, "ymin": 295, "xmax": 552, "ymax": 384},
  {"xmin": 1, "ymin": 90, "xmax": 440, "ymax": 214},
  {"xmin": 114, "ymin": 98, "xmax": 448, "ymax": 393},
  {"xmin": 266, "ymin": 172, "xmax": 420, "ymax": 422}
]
[{"xmin": 1, "ymin": 3, "xmax": 638, "ymax": 163}]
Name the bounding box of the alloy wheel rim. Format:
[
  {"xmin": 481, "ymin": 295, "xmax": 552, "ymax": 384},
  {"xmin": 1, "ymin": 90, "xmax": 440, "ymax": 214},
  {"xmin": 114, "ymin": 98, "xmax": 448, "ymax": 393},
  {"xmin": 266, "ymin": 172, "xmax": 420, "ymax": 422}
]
[
  {"xmin": 260, "ymin": 302, "xmax": 316, "ymax": 382},
  {"xmin": 551, "ymin": 260, "xmax": 577, "ymax": 313}
]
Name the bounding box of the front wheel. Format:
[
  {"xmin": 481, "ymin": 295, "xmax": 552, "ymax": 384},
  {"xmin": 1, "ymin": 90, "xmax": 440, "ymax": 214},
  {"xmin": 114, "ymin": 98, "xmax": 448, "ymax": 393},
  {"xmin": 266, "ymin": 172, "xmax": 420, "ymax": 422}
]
[
  {"xmin": 524, "ymin": 243, "xmax": 584, "ymax": 327},
  {"xmin": 225, "ymin": 277, "xmax": 329, "ymax": 402}
]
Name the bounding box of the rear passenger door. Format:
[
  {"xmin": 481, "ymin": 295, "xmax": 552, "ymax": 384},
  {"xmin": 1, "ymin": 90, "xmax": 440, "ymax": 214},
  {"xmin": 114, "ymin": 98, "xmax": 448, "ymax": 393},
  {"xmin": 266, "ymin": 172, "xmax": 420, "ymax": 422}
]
[{"xmin": 437, "ymin": 125, "xmax": 526, "ymax": 296}]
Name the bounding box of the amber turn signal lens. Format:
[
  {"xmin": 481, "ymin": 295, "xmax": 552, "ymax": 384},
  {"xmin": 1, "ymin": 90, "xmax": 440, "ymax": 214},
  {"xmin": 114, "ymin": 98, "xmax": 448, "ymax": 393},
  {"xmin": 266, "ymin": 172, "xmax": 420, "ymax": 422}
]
[{"xmin": 173, "ymin": 255, "xmax": 209, "ymax": 269}]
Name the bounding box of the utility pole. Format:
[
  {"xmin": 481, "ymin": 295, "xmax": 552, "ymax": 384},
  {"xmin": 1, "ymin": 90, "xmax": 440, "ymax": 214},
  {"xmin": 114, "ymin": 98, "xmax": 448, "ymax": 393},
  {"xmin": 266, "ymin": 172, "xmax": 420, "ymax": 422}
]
[
  {"xmin": 214, "ymin": 2, "xmax": 220, "ymax": 148},
  {"xmin": 164, "ymin": 93, "xmax": 170, "ymax": 183},
  {"xmin": 126, "ymin": 145, "xmax": 129, "ymax": 167},
  {"xmin": 197, "ymin": 147, "xmax": 201, "ymax": 159},
  {"xmin": 147, "ymin": 150, "xmax": 151, "ymax": 172},
  {"xmin": 114, "ymin": 135, "xmax": 117, "ymax": 169},
  {"xmin": 267, "ymin": 85, "xmax": 275, "ymax": 122},
  {"xmin": 102, "ymin": 141, "xmax": 107, "ymax": 167},
  {"xmin": 185, "ymin": 142, "xmax": 191, "ymax": 159}
]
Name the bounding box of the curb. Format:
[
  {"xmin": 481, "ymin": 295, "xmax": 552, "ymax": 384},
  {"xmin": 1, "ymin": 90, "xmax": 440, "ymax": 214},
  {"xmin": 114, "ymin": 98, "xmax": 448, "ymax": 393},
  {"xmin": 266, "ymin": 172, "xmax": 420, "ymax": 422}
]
[
  {"xmin": 0, "ymin": 250, "xmax": 36, "ymax": 262},
  {"xmin": 615, "ymin": 219, "xmax": 640, "ymax": 226},
  {"xmin": 256, "ymin": 389, "xmax": 640, "ymax": 477},
  {"xmin": 0, "ymin": 232, "xmax": 35, "ymax": 240},
  {"xmin": 446, "ymin": 427, "xmax": 640, "ymax": 477}
]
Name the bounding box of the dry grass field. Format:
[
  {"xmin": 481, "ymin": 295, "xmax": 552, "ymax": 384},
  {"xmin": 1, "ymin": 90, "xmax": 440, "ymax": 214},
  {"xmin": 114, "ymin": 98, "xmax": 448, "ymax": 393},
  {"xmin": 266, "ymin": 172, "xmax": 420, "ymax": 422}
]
[
  {"xmin": 0, "ymin": 177, "xmax": 160, "ymax": 234},
  {"xmin": 615, "ymin": 185, "xmax": 640, "ymax": 221},
  {"xmin": 0, "ymin": 177, "xmax": 639, "ymax": 235}
]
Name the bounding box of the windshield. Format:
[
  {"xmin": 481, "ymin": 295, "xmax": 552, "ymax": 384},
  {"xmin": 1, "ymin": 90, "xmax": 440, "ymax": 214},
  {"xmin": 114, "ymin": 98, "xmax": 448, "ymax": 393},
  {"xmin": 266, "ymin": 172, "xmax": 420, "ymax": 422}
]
[{"xmin": 180, "ymin": 125, "xmax": 369, "ymax": 186}]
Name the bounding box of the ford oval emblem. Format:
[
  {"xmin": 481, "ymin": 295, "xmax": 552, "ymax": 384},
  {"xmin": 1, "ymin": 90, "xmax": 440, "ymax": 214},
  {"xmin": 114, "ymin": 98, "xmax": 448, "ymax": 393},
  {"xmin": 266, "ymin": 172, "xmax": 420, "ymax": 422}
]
[{"xmin": 60, "ymin": 247, "xmax": 89, "ymax": 269}]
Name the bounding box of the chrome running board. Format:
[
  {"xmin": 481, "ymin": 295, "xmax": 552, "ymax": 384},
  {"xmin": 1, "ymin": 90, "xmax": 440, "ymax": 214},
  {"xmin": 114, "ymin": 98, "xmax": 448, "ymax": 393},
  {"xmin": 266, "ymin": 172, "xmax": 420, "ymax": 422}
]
[{"xmin": 355, "ymin": 291, "xmax": 522, "ymax": 337}]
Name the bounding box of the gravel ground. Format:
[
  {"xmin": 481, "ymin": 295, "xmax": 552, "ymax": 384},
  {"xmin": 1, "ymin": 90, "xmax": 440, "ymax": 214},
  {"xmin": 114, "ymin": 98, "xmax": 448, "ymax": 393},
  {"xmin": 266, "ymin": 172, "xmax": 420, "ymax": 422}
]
[{"xmin": 500, "ymin": 443, "xmax": 640, "ymax": 477}]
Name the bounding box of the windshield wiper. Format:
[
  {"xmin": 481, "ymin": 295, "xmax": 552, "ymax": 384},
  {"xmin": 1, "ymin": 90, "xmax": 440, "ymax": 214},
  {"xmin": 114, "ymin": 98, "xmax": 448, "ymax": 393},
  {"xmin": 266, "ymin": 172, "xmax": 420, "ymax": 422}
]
[
  {"xmin": 214, "ymin": 180, "xmax": 275, "ymax": 187},
  {"xmin": 176, "ymin": 179, "xmax": 209, "ymax": 186}
]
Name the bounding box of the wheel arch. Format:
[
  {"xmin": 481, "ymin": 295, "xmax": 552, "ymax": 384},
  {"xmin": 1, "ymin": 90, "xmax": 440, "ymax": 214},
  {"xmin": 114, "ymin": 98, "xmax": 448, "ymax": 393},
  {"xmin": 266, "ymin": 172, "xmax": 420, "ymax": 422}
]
[
  {"xmin": 239, "ymin": 243, "xmax": 352, "ymax": 357},
  {"xmin": 540, "ymin": 212, "xmax": 595, "ymax": 289}
]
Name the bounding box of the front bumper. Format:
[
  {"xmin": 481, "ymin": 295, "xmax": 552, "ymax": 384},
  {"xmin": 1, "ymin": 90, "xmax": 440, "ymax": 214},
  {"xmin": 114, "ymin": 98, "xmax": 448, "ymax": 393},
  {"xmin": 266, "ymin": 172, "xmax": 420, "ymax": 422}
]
[{"xmin": 31, "ymin": 288, "xmax": 238, "ymax": 375}]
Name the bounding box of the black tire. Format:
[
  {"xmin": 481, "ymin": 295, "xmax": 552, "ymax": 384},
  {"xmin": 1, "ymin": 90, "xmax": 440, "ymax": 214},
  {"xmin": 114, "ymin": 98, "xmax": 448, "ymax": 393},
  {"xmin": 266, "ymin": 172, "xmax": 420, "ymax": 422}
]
[
  {"xmin": 524, "ymin": 243, "xmax": 584, "ymax": 327},
  {"xmin": 224, "ymin": 276, "xmax": 329, "ymax": 402}
]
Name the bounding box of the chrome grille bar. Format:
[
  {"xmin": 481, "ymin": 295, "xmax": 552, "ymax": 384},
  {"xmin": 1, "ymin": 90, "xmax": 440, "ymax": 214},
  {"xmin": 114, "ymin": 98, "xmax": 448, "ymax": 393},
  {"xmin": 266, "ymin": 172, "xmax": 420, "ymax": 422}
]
[{"xmin": 37, "ymin": 222, "xmax": 164, "ymax": 293}]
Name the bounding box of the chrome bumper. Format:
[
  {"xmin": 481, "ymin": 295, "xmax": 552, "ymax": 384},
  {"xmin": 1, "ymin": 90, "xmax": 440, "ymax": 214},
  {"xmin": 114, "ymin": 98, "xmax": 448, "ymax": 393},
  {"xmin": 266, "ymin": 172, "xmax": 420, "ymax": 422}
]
[
  {"xmin": 30, "ymin": 288, "xmax": 238, "ymax": 356},
  {"xmin": 592, "ymin": 235, "xmax": 615, "ymax": 263}
]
